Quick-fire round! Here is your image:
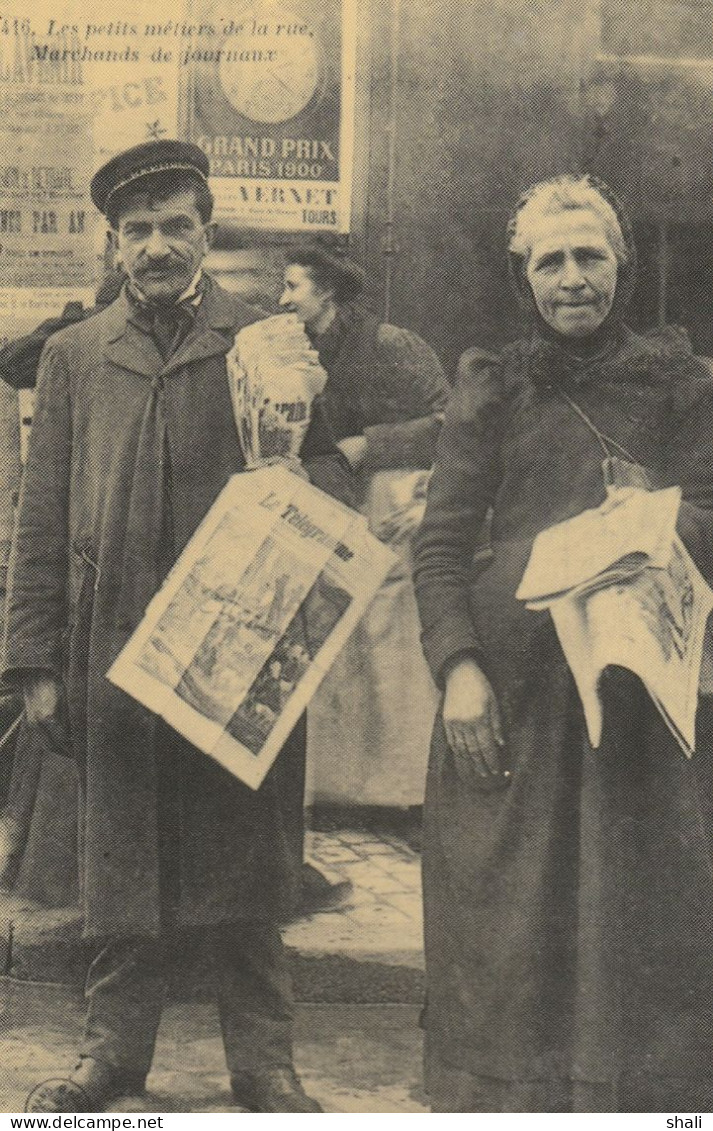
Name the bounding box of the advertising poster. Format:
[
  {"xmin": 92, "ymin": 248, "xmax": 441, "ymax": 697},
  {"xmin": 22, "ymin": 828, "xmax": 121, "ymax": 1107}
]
[
  {"xmin": 0, "ymin": 3, "xmax": 180, "ymax": 165},
  {"xmin": 0, "ymin": 83, "xmax": 94, "ymax": 288},
  {"xmin": 58, "ymin": 0, "xmax": 181, "ymax": 166},
  {"xmin": 181, "ymin": 0, "xmax": 357, "ymax": 232}
]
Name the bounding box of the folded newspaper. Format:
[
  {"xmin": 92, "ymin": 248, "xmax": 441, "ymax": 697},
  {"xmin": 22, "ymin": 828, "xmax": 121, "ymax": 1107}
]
[
  {"xmin": 516, "ymin": 486, "xmax": 713, "ymax": 756},
  {"xmin": 108, "ymin": 465, "xmax": 396, "ymax": 789}
]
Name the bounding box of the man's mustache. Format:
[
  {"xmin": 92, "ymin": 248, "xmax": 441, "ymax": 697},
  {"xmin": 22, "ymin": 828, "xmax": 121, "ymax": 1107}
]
[{"xmin": 136, "ymin": 257, "xmax": 186, "ymax": 273}]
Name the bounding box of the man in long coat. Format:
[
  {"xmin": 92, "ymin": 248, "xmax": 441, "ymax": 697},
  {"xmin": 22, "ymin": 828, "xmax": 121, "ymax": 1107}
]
[{"xmin": 2, "ymin": 140, "xmax": 350, "ymax": 1113}]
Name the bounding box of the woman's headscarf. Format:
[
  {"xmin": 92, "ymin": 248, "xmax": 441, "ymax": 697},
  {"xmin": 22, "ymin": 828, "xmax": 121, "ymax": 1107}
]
[{"xmin": 506, "ymin": 173, "xmax": 637, "ymax": 343}]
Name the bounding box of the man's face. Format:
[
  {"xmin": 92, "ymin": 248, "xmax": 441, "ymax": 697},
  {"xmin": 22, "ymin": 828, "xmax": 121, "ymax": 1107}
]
[
  {"xmin": 111, "ymin": 188, "xmax": 215, "ymax": 304},
  {"xmin": 279, "ymin": 264, "xmax": 333, "ymax": 332},
  {"xmin": 525, "ymin": 209, "xmax": 619, "ymax": 338}
]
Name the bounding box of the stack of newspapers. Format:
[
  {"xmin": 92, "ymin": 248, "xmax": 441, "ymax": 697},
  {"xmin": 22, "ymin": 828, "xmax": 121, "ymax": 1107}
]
[
  {"xmin": 225, "ymin": 313, "xmax": 328, "ymax": 465},
  {"xmin": 516, "ymin": 487, "xmax": 713, "ymax": 755}
]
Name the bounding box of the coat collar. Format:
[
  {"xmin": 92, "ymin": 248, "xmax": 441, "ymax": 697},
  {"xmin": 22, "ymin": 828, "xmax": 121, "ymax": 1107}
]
[{"xmin": 101, "ymin": 275, "xmax": 255, "ymax": 379}]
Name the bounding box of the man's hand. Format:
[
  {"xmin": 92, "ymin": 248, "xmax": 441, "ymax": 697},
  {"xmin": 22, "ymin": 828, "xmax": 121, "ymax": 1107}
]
[
  {"xmin": 23, "ymin": 673, "xmax": 63, "ymax": 726},
  {"xmin": 336, "ymin": 435, "xmax": 368, "ymax": 470},
  {"xmin": 442, "ymin": 658, "xmax": 508, "ymax": 786}
]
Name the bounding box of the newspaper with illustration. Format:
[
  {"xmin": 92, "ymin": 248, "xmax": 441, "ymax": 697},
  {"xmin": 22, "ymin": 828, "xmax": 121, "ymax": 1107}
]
[
  {"xmin": 108, "ymin": 465, "xmax": 396, "ymax": 789},
  {"xmin": 516, "ymin": 486, "xmax": 713, "ymax": 756}
]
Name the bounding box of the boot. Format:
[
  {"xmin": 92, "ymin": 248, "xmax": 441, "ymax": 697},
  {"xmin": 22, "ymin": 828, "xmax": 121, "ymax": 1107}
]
[
  {"xmin": 231, "ymin": 1066, "xmax": 323, "ymax": 1112},
  {"xmin": 25, "ymin": 1057, "xmax": 146, "ymax": 1113}
]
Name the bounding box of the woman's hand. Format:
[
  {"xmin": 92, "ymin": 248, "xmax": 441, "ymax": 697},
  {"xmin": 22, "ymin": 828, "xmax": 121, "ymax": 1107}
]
[{"xmin": 442, "ymin": 658, "xmax": 508, "ymax": 786}]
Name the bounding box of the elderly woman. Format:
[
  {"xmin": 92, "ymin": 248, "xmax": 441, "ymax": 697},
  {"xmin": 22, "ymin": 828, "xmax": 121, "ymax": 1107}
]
[{"xmin": 414, "ymin": 174, "xmax": 713, "ymax": 1113}]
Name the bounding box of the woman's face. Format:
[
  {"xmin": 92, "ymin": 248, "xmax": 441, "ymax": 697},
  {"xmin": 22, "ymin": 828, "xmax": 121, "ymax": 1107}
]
[
  {"xmin": 280, "ymin": 264, "xmax": 334, "ymax": 332},
  {"xmin": 525, "ymin": 209, "xmax": 619, "ymax": 338}
]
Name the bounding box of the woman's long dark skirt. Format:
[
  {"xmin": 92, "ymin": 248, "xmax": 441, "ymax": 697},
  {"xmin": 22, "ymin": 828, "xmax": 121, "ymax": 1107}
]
[{"xmin": 423, "ymin": 673, "xmax": 713, "ymax": 1113}]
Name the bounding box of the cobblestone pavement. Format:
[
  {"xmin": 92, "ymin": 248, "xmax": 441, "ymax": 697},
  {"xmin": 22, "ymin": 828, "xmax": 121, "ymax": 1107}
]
[{"xmin": 285, "ymin": 826, "xmax": 424, "ymax": 966}]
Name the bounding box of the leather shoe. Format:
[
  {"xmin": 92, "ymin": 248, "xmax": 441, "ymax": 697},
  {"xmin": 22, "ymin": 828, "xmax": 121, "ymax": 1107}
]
[
  {"xmin": 25, "ymin": 1057, "xmax": 146, "ymax": 1113},
  {"xmin": 231, "ymin": 1067, "xmax": 323, "ymax": 1112}
]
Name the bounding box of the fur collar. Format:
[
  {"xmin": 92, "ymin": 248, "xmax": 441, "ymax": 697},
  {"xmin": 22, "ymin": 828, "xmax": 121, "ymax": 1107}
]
[{"xmin": 499, "ymin": 323, "xmax": 702, "ymax": 395}]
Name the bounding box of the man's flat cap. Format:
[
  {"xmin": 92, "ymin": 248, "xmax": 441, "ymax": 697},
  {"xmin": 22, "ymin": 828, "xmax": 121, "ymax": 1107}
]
[{"xmin": 90, "ymin": 139, "xmax": 210, "ymax": 216}]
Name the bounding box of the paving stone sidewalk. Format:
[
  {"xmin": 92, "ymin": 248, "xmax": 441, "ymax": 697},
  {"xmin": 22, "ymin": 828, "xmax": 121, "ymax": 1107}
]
[{"xmin": 285, "ymin": 826, "xmax": 424, "ymax": 969}]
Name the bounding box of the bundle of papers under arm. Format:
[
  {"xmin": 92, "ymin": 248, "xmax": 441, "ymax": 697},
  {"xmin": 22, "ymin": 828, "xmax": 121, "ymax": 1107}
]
[{"xmin": 516, "ymin": 486, "xmax": 713, "ymax": 756}]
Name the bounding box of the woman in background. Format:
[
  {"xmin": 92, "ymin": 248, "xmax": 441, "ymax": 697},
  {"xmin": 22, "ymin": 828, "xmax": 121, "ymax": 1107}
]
[{"xmin": 280, "ymin": 244, "xmax": 448, "ymax": 815}]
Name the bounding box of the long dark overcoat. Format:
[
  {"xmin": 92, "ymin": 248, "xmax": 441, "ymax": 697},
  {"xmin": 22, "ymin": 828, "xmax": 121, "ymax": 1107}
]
[
  {"xmin": 2, "ymin": 278, "xmax": 349, "ymax": 938},
  {"xmin": 414, "ymin": 326, "xmax": 713, "ymax": 1111}
]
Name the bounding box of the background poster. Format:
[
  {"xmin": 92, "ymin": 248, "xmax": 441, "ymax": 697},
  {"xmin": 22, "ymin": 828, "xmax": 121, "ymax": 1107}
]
[
  {"xmin": 0, "ymin": 85, "xmax": 94, "ymax": 288},
  {"xmin": 181, "ymin": 0, "xmax": 356, "ymax": 232}
]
